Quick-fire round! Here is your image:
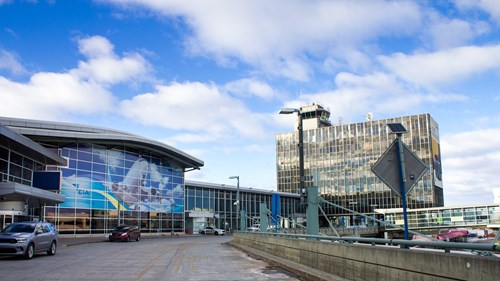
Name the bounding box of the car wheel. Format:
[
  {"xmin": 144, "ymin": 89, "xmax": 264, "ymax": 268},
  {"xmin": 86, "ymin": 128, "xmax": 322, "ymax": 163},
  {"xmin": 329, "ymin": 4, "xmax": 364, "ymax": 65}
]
[
  {"xmin": 47, "ymin": 241, "xmax": 57, "ymax": 255},
  {"xmin": 214, "ymin": 232, "xmax": 219, "ymax": 236},
  {"xmin": 24, "ymin": 243, "xmax": 34, "ymax": 259},
  {"xmin": 200, "ymin": 231, "xmax": 205, "ymax": 235},
  {"xmin": 136, "ymin": 235, "xmax": 140, "ymax": 242}
]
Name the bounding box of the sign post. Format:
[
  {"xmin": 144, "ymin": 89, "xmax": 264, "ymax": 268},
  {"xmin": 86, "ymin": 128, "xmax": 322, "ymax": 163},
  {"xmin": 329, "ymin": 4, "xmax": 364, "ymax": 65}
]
[
  {"xmin": 396, "ymin": 135, "xmax": 410, "ymax": 241},
  {"xmin": 372, "ymin": 123, "xmax": 428, "ymax": 242}
]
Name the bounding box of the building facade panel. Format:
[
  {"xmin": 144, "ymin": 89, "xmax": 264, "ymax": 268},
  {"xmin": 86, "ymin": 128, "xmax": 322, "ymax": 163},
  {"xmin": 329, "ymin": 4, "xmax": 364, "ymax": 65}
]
[
  {"xmin": 41, "ymin": 142, "xmax": 186, "ymax": 234},
  {"xmin": 378, "ymin": 204, "xmax": 500, "ymax": 229},
  {"xmin": 0, "ymin": 117, "xmax": 203, "ymax": 235},
  {"xmin": 185, "ymin": 181, "xmax": 299, "ymax": 233}
]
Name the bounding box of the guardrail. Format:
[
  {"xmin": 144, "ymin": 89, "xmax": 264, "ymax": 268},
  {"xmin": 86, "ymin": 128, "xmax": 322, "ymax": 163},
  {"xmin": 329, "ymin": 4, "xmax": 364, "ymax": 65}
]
[{"xmin": 257, "ymin": 231, "xmax": 500, "ymax": 255}]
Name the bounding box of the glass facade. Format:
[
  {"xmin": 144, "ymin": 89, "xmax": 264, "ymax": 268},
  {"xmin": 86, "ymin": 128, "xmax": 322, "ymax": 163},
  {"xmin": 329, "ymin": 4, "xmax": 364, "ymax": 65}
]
[
  {"xmin": 276, "ymin": 113, "xmax": 444, "ymax": 225},
  {"xmin": 0, "ymin": 145, "xmax": 43, "ymax": 186},
  {"xmin": 380, "ymin": 204, "xmax": 500, "ymax": 229},
  {"xmin": 0, "ymin": 144, "xmax": 48, "ymax": 228},
  {"xmin": 43, "ymin": 143, "xmax": 185, "ymax": 235},
  {"xmin": 185, "ymin": 182, "xmax": 299, "ymax": 232}
]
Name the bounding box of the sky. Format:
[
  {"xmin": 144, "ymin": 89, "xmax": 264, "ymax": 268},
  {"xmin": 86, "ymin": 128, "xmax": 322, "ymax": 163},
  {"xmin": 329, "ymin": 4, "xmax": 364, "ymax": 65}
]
[{"xmin": 1, "ymin": 0, "xmax": 500, "ymax": 207}]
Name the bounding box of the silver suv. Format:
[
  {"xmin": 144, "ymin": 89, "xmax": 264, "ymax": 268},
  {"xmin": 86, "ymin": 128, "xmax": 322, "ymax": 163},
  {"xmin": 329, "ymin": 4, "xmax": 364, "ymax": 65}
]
[{"xmin": 0, "ymin": 222, "xmax": 58, "ymax": 259}]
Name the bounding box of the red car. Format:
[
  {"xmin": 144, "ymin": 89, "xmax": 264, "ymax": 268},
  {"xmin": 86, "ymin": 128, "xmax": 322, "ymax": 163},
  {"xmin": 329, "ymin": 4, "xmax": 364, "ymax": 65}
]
[{"xmin": 109, "ymin": 225, "xmax": 141, "ymax": 242}]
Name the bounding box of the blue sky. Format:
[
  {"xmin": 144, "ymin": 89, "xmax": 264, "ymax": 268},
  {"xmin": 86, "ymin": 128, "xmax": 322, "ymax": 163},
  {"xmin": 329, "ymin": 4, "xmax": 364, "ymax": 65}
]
[{"xmin": 1, "ymin": 0, "xmax": 500, "ymax": 206}]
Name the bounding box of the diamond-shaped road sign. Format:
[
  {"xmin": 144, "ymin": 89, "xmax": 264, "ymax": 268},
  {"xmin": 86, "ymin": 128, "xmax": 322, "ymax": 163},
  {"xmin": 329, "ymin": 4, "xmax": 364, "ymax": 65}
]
[{"xmin": 371, "ymin": 139, "xmax": 428, "ymax": 198}]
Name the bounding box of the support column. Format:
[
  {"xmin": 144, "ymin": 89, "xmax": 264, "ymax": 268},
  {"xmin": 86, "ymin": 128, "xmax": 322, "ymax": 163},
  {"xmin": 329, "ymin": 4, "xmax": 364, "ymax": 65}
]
[{"xmin": 306, "ymin": 186, "xmax": 319, "ymax": 236}]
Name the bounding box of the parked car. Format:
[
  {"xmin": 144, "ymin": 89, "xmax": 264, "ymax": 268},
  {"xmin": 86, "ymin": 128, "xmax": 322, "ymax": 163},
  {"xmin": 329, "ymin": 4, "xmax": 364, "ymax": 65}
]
[
  {"xmin": 0, "ymin": 222, "xmax": 58, "ymax": 259},
  {"xmin": 199, "ymin": 226, "xmax": 225, "ymax": 236},
  {"xmin": 246, "ymin": 224, "xmax": 260, "ymax": 232},
  {"xmin": 109, "ymin": 225, "xmax": 141, "ymax": 242}
]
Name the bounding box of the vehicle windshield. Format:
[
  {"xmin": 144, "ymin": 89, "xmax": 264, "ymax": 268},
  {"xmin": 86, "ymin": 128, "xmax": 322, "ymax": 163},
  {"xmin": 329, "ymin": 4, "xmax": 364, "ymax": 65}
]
[
  {"xmin": 114, "ymin": 226, "xmax": 130, "ymax": 231},
  {"xmin": 2, "ymin": 224, "xmax": 36, "ymax": 233}
]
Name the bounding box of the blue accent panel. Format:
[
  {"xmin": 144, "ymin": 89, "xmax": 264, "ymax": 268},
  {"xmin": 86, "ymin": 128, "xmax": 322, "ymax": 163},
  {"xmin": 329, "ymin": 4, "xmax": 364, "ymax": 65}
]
[{"xmin": 271, "ymin": 193, "xmax": 280, "ymax": 225}]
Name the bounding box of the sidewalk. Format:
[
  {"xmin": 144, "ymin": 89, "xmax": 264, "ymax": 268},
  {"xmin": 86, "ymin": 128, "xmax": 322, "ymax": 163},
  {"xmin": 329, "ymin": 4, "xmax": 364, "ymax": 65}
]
[
  {"xmin": 58, "ymin": 236, "xmax": 108, "ymax": 247},
  {"xmin": 58, "ymin": 232, "xmax": 192, "ymax": 248}
]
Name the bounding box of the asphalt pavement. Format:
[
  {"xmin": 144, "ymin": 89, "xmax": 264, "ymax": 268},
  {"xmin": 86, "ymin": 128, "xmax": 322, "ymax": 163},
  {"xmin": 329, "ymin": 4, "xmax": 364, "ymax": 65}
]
[{"xmin": 58, "ymin": 233, "xmax": 187, "ymax": 247}]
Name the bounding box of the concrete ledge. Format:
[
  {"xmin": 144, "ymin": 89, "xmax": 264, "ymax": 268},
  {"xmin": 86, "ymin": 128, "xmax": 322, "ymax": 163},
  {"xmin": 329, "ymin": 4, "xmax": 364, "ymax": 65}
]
[
  {"xmin": 228, "ymin": 241, "xmax": 350, "ymax": 281},
  {"xmin": 231, "ymin": 233, "xmax": 500, "ymax": 281}
]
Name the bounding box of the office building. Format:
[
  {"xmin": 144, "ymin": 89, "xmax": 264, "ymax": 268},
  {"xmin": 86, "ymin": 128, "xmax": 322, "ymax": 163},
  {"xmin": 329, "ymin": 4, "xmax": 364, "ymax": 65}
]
[{"xmin": 276, "ymin": 104, "xmax": 443, "ymax": 226}]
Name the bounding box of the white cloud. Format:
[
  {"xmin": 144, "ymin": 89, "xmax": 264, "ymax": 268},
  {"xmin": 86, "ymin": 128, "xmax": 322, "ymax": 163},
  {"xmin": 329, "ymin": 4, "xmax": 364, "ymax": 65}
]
[
  {"xmin": 73, "ymin": 36, "xmax": 152, "ymax": 85},
  {"xmin": 119, "ymin": 81, "xmax": 268, "ymax": 139},
  {"xmin": 224, "ymin": 78, "xmax": 278, "ymax": 100},
  {"xmin": 379, "ymin": 44, "xmax": 500, "ymax": 87},
  {"xmin": 480, "ymin": 0, "xmax": 500, "ymax": 21},
  {"xmin": 107, "ymin": 0, "xmax": 422, "ymax": 80},
  {"xmin": 441, "ymin": 128, "xmax": 500, "ymax": 156},
  {"xmin": 454, "ymin": 0, "xmax": 500, "ymax": 22},
  {"xmin": 0, "ymin": 49, "xmax": 26, "ymax": 75},
  {"xmin": 423, "ymin": 14, "xmax": 489, "ymax": 49},
  {"xmin": 0, "ymin": 73, "xmax": 115, "ymax": 120},
  {"xmin": 282, "ymin": 71, "xmax": 467, "ymax": 125},
  {"xmin": 441, "ymin": 128, "xmax": 500, "ymax": 205},
  {"xmin": 164, "ymin": 133, "xmax": 220, "ymax": 144},
  {"xmin": 0, "ymin": 35, "xmax": 151, "ymax": 120}
]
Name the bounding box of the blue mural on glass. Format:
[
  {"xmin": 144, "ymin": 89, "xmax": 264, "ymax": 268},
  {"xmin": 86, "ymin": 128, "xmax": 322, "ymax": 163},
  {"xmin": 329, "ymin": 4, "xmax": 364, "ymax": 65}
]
[{"xmin": 59, "ymin": 147, "xmax": 184, "ymax": 212}]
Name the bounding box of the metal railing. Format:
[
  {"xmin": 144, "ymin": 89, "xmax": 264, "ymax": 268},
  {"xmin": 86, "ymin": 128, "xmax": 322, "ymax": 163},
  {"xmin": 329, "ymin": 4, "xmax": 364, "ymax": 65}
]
[{"xmin": 245, "ymin": 231, "xmax": 500, "ymax": 256}]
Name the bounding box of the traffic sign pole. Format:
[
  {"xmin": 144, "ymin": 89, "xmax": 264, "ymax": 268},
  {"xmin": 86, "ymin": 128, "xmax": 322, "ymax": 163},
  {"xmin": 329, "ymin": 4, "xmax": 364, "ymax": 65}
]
[
  {"xmin": 372, "ymin": 123, "xmax": 428, "ymax": 245},
  {"xmin": 396, "ymin": 135, "xmax": 410, "ymax": 242}
]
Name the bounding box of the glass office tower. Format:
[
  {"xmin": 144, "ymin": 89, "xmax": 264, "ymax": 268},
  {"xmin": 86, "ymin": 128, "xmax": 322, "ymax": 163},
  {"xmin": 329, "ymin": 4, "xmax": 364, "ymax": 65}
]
[{"xmin": 276, "ymin": 108, "xmax": 443, "ymax": 226}]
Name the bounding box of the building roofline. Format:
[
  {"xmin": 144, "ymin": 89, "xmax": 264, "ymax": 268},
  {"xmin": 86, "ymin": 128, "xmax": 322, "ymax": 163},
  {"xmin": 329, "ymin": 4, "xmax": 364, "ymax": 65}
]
[
  {"xmin": 0, "ymin": 116, "xmax": 203, "ymax": 169},
  {"xmin": 185, "ymin": 180, "xmax": 300, "ymax": 197},
  {"xmin": 0, "ymin": 124, "xmax": 67, "ymax": 166}
]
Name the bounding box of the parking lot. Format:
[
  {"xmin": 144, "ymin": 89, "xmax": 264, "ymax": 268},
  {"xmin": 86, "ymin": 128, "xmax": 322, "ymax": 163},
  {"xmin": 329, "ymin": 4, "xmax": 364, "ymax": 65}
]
[{"xmin": 0, "ymin": 235, "xmax": 301, "ymax": 281}]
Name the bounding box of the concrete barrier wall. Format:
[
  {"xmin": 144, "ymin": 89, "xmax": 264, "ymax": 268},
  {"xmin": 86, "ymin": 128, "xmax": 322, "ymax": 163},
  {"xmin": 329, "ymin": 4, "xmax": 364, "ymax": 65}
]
[{"xmin": 231, "ymin": 233, "xmax": 500, "ymax": 281}]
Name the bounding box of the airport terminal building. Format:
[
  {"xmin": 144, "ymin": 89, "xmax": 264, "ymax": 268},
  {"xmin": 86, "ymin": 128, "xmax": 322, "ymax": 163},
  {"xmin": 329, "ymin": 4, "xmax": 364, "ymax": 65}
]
[
  {"xmin": 0, "ymin": 117, "xmax": 298, "ymax": 235},
  {"xmin": 185, "ymin": 180, "xmax": 299, "ymax": 234},
  {"xmin": 276, "ymin": 104, "xmax": 444, "ymax": 226},
  {"xmin": 0, "ymin": 117, "xmax": 204, "ymax": 234}
]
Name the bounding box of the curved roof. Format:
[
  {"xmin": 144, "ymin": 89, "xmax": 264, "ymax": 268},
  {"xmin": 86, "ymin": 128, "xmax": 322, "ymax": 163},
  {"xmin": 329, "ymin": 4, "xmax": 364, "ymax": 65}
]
[
  {"xmin": 0, "ymin": 117, "xmax": 204, "ymax": 169},
  {"xmin": 0, "ymin": 123, "xmax": 66, "ymax": 166}
]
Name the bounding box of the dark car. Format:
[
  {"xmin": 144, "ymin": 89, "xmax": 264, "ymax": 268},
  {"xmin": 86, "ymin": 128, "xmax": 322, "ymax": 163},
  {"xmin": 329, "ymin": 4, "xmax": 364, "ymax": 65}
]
[
  {"xmin": 0, "ymin": 222, "xmax": 58, "ymax": 259},
  {"xmin": 109, "ymin": 225, "xmax": 141, "ymax": 242}
]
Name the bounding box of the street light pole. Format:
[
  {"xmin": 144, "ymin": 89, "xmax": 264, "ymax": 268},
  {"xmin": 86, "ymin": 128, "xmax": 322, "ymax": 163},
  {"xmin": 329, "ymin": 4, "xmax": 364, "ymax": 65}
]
[
  {"xmin": 279, "ymin": 108, "xmax": 306, "ymax": 203},
  {"xmin": 229, "ymin": 176, "xmax": 240, "ymax": 231}
]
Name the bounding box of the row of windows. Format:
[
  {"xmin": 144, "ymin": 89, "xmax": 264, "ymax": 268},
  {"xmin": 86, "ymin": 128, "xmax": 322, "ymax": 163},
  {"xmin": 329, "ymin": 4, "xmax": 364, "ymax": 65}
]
[
  {"xmin": 185, "ymin": 186, "xmax": 298, "ymax": 219},
  {"xmin": 278, "ymin": 115, "xmax": 429, "ymax": 145},
  {"xmin": 45, "ymin": 207, "xmax": 184, "ymax": 234},
  {"xmin": 385, "ymin": 206, "xmax": 499, "ymax": 228},
  {"xmin": 60, "ymin": 145, "xmax": 183, "ymax": 176},
  {"xmin": 0, "ymin": 145, "xmax": 44, "ymax": 185}
]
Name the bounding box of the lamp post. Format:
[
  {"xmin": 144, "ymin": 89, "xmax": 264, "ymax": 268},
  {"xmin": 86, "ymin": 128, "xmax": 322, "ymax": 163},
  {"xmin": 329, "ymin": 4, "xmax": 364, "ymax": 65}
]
[
  {"xmin": 279, "ymin": 108, "xmax": 306, "ymax": 203},
  {"xmin": 229, "ymin": 176, "xmax": 240, "ymax": 231}
]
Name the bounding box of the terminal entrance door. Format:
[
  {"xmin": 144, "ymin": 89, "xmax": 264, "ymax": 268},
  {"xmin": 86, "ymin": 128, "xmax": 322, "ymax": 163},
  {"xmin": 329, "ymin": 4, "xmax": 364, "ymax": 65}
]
[{"xmin": 0, "ymin": 213, "xmax": 20, "ymax": 230}]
